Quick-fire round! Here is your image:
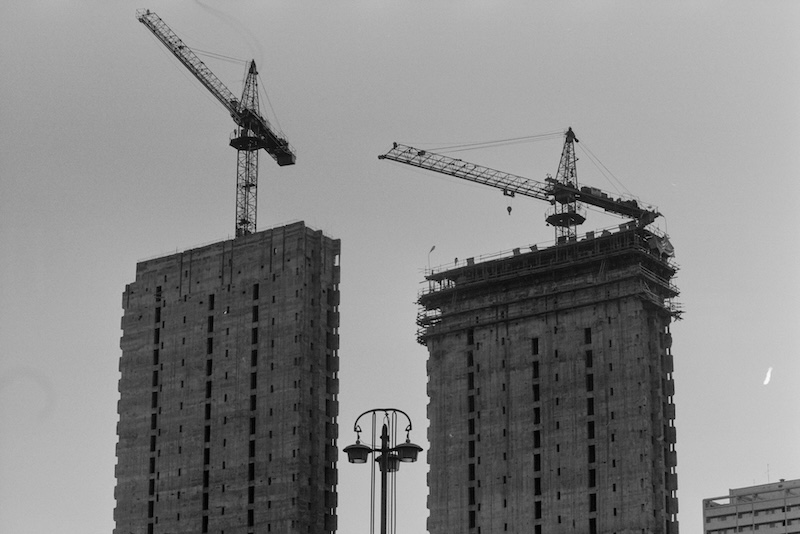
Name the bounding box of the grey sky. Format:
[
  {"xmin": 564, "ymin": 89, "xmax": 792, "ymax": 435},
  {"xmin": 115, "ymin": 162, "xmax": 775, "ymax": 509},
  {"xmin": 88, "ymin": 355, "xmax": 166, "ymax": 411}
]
[{"xmin": 1, "ymin": 2, "xmax": 799, "ymax": 533}]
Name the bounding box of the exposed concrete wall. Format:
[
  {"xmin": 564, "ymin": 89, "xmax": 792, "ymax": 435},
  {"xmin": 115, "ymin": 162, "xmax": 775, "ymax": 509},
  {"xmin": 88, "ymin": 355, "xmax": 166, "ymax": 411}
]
[
  {"xmin": 115, "ymin": 222, "xmax": 340, "ymax": 534},
  {"xmin": 421, "ymin": 229, "xmax": 678, "ymax": 534}
]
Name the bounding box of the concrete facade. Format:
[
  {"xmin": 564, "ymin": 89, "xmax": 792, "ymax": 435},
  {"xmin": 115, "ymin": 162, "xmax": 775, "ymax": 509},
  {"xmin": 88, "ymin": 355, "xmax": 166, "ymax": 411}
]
[
  {"xmin": 115, "ymin": 222, "xmax": 341, "ymax": 534},
  {"xmin": 418, "ymin": 227, "xmax": 679, "ymax": 534},
  {"xmin": 704, "ymin": 479, "xmax": 800, "ymax": 534}
]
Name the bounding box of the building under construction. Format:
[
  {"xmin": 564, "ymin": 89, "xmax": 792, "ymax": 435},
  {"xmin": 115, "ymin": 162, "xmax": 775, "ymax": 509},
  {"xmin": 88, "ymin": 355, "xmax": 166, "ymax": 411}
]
[
  {"xmin": 114, "ymin": 223, "xmax": 341, "ymax": 534},
  {"xmin": 382, "ymin": 130, "xmax": 680, "ymax": 533}
]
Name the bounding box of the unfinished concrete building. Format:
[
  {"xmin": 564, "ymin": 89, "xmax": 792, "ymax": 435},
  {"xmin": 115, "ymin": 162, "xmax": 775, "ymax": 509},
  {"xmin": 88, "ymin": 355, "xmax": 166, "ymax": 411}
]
[
  {"xmin": 114, "ymin": 222, "xmax": 340, "ymax": 534},
  {"xmin": 418, "ymin": 226, "xmax": 680, "ymax": 534},
  {"xmin": 703, "ymin": 479, "xmax": 800, "ymax": 534}
]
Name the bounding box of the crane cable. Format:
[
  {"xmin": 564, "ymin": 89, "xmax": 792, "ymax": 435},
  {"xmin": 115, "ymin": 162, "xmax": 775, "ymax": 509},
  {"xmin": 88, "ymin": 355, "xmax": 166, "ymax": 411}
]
[
  {"xmin": 576, "ymin": 142, "xmax": 635, "ymax": 199},
  {"xmin": 256, "ymin": 71, "xmax": 285, "ymax": 138},
  {"xmin": 428, "ymin": 130, "xmax": 565, "ymax": 154}
]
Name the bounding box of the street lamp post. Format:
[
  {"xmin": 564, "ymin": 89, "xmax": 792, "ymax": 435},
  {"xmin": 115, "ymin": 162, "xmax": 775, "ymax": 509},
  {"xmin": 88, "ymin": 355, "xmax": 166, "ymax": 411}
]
[{"xmin": 343, "ymin": 409, "xmax": 422, "ymax": 534}]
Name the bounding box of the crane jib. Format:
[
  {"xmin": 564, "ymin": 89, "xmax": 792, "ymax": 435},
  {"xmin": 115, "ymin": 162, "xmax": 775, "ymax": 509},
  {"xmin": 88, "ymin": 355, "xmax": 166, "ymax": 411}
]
[{"xmin": 379, "ymin": 142, "xmax": 659, "ymax": 226}]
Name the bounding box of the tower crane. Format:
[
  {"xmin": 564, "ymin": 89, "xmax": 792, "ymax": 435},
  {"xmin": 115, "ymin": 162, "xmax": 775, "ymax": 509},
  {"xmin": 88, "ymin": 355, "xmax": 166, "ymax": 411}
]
[
  {"xmin": 137, "ymin": 9, "xmax": 295, "ymax": 237},
  {"xmin": 379, "ymin": 128, "xmax": 660, "ymax": 241}
]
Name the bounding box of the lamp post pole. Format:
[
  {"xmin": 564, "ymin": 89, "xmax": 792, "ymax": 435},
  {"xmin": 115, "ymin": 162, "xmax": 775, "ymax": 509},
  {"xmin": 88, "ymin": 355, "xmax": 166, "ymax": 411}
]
[
  {"xmin": 379, "ymin": 423, "xmax": 389, "ymax": 534},
  {"xmin": 344, "ymin": 409, "xmax": 423, "ymax": 534}
]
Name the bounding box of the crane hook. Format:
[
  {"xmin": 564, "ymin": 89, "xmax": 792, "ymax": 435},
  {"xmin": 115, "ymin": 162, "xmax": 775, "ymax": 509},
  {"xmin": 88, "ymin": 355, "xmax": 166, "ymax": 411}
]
[{"xmin": 507, "ymin": 206, "xmax": 512, "ymax": 215}]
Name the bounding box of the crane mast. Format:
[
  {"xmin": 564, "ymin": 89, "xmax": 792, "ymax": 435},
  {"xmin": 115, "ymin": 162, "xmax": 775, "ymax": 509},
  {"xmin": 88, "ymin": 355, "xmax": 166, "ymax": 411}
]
[
  {"xmin": 379, "ymin": 128, "xmax": 660, "ymax": 239},
  {"xmin": 136, "ymin": 9, "xmax": 295, "ymax": 237}
]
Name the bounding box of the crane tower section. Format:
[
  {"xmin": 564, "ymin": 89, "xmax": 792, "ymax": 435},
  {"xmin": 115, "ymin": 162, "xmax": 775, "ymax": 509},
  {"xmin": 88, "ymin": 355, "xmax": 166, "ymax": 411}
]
[{"xmin": 136, "ymin": 9, "xmax": 295, "ymax": 237}]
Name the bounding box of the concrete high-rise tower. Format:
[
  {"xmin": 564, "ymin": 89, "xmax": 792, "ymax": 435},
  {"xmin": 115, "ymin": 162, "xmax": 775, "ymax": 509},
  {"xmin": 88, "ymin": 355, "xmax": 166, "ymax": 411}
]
[
  {"xmin": 114, "ymin": 222, "xmax": 341, "ymax": 534},
  {"xmin": 418, "ymin": 226, "xmax": 680, "ymax": 534}
]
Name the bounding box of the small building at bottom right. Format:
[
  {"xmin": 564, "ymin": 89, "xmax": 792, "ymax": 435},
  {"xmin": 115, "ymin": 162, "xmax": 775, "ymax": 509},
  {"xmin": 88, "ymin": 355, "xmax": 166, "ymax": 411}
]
[{"xmin": 704, "ymin": 478, "xmax": 800, "ymax": 534}]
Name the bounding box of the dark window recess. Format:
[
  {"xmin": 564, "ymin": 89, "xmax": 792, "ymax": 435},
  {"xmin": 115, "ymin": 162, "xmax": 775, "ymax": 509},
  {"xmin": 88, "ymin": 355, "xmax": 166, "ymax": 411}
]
[
  {"xmin": 250, "ymin": 372, "xmax": 257, "ymax": 389},
  {"xmin": 208, "ymin": 294, "xmax": 215, "ymax": 311},
  {"xmin": 153, "ymin": 328, "xmax": 160, "ymax": 344},
  {"xmin": 155, "ymin": 286, "xmax": 162, "ymax": 301},
  {"xmin": 205, "ymin": 404, "xmax": 211, "ymax": 420},
  {"xmin": 251, "ymin": 328, "xmax": 258, "ymax": 344},
  {"xmin": 469, "ymin": 510, "xmax": 476, "ymax": 529},
  {"xmin": 468, "ymin": 418, "xmax": 475, "ymax": 435},
  {"xmin": 149, "ymin": 457, "xmax": 156, "ymax": 473},
  {"xmin": 148, "ymin": 479, "xmax": 155, "ymax": 495},
  {"xmin": 205, "ymin": 381, "xmax": 212, "ymax": 399},
  {"xmin": 532, "ymin": 337, "xmax": 539, "ymax": 355},
  {"xmin": 203, "ymin": 472, "xmax": 209, "ymax": 487},
  {"xmin": 588, "ymin": 445, "xmax": 596, "ymax": 463},
  {"xmin": 207, "ymin": 316, "xmax": 214, "ymax": 333},
  {"xmin": 587, "ymin": 398, "xmax": 595, "ymax": 416},
  {"xmin": 533, "ymin": 384, "xmax": 540, "ymax": 402},
  {"xmin": 590, "ymin": 493, "xmax": 597, "ymax": 512},
  {"xmin": 468, "ymin": 372, "xmax": 475, "ymax": 390},
  {"xmin": 250, "ymin": 395, "xmax": 257, "ymax": 411},
  {"xmin": 206, "ymin": 360, "xmax": 213, "ymax": 376},
  {"xmin": 467, "ymin": 351, "xmax": 474, "ymax": 367},
  {"xmin": 150, "ymin": 414, "xmax": 157, "ymax": 430},
  {"xmin": 204, "ymin": 426, "xmax": 211, "ymax": 443},
  {"xmin": 248, "ymin": 509, "xmax": 254, "ymax": 527},
  {"xmin": 535, "ymin": 501, "xmax": 542, "ymax": 519},
  {"xmin": 248, "ymin": 463, "xmax": 255, "ymax": 481},
  {"xmin": 467, "ymin": 328, "xmax": 475, "ymax": 345},
  {"xmin": 148, "ymin": 500, "xmax": 154, "ymax": 518},
  {"xmin": 152, "ymin": 349, "xmax": 159, "ymax": 366},
  {"xmin": 249, "ymin": 440, "xmax": 256, "ymax": 458},
  {"xmin": 589, "ymin": 468, "xmax": 597, "ymax": 487},
  {"xmin": 154, "ymin": 307, "xmax": 161, "ymax": 323},
  {"xmin": 206, "ymin": 337, "xmax": 213, "ymax": 355},
  {"xmin": 585, "ymin": 350, "xmax": 593, "ymax": 368},
  {"xmin": 469, "ymin": 487, "xmax": 476, "ymax": 505},
  {"xmin": 250, "ymin": 417, "xmax": 256, "ymax": 435},
  {"xmin": 588, "ymin": 421, "xmax": 595, "ymax": 439},
  {"xmin": 252, "ymin": 306, "xmax": 259, "ymax": 322},
  {"xmin": 150, "ymin": 435, "xmax": 156, "ymax": 452},
  {"xmin": 533, "ymin": 430, "xmax": 541, "ymax": 449},
  {"xmin": 252, "ymin": 284, "xmax": 260, "ymax": 301},
  {"xmin": 251, "ymin": 349, "xmax": 258, "ymax": 367},
  {"xmin": 533, "ymin": 361, "xmax": 540, "ymax": 379},
  {"xmin": 203, "ymin": 449, "xmax": 210, "ymax": 465},
  {"xmin": 468, "ymin": 441, "xmax": 475, "ymax": 458},
  {"xmin": 534, "ymin": 454, "xmax": 541, "ymax": 472},
  {"xmin": 584, "ymin": 328, "xmax": 592, "ymax": 344},
  {"xmin": 534, "ymin": 407, "xmax": 541, "ymax": 425},
  {"xmin": 586, "ymin": 374, "xmax": 594, "ymax": 392},
  {"xmin": 468, "ymin": 464, "xmax": 476, "ymax": 481},
  {"xmin": 534, "ymin": 477, "xmax": 542, "ymax": 496},
  {"xmin": 468, "ymin": 395, "xmax": 475, "ymax": 412},
  {"xmin": 152, "ymin": 371, "xmax": 158, "ymax": 387},
  {"xmin": 202, "ymin": 516, "xmax": 208, "ymax": 533},
  {"xmin": 151, "ymin": 392, "xmax": 158, "ymax": 408},
  {"xmin": 202, "ymin": 493, "xmax": 209, "ymax": 510},
  {"xmin": 248, "ymin": 486, "xmax": 255, "ymax": 504},
  {"xmin": 589, "ymin": 518, "xmax": 597, "ymax": 534}
]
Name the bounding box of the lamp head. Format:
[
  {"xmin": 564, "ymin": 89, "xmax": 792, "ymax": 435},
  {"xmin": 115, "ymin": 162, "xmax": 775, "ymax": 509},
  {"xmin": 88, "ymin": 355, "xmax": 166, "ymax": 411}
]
[{"xmin": 343, "ymin": 441, "xmax": 372, "ymax": 464}]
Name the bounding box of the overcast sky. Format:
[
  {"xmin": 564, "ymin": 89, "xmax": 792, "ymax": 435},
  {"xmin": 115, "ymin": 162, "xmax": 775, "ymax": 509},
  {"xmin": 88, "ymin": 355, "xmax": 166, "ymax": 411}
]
[{"xmin": 2, "ymin": 1, "xmax": 799, "ymax": 533}]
